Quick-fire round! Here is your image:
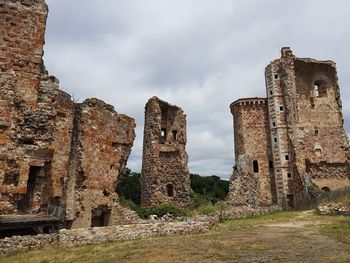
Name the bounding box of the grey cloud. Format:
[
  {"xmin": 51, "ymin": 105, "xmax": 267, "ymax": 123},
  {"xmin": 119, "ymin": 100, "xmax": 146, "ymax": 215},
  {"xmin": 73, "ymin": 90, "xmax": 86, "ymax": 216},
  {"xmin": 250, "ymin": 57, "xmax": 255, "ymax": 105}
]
[{"xmin": 44, "ymin": 0, "xmax": 350, "ymax": 178}]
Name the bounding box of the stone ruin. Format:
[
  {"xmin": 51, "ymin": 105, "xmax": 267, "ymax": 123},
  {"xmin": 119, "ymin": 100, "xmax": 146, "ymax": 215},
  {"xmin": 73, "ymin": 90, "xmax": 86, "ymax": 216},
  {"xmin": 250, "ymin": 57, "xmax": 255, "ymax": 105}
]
[
  {"xmin": 230, "ymin": 48, "xmax": 350, "ymax": 209},
  {"xmin": 1, "ymin": 0, "xmax": 350, "ymax": 240},
  {"xmin": 0, "ymin": 0, "xmax": 136, "ymax": 230},
  {"xmin": 140, "ymin": 97, "xmax": 191, "ymax": 207}
]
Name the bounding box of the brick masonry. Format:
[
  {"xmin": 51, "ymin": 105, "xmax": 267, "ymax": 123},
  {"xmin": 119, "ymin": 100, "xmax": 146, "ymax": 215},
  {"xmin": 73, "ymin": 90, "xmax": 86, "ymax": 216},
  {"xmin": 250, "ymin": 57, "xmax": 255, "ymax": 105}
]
[
  {"xmin": 230, "ymin": 48, "xmax": 350, "ymax": 209},
  {"xmin": 141, "ymin": 97, "xmax": 191, "ymax": 207},
  {"xmin": 0, "ymin": 0, "xmax": 136, "ymax": 228}
]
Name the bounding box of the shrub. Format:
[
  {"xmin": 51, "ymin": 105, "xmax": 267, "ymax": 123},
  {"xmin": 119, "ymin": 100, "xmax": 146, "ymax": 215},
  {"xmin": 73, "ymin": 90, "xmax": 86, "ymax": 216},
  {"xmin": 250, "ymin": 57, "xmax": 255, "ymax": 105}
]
[{"xmin": 199, "ymin": 205, "xmax": 218, "ymax": 215}]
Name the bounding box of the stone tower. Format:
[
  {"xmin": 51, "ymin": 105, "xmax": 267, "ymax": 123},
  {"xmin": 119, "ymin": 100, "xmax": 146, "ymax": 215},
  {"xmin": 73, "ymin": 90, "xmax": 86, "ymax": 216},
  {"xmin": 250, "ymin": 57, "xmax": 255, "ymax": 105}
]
[
  {"xmin": 141, "ymin": 97, "xmax": 191, "ymax": 207},
  {"xmin": 230, "ymin": 48, "xmax": 350, "ymax": 209}
]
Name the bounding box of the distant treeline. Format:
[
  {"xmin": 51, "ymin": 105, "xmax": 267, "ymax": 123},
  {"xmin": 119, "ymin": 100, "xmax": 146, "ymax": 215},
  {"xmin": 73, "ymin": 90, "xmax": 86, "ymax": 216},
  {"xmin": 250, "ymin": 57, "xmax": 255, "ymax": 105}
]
[{"xmin": 116, "ymin": 169, "xmax": 229, "ymax": 205}]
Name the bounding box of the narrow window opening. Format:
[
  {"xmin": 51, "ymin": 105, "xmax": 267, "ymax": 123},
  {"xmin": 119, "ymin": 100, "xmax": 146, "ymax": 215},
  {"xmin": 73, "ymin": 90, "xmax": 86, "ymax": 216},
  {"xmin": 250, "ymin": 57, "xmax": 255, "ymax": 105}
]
[
  {"xmin": 269, "ymin": 161, "xmax": 273, "ymax": 169},
  {"xmin": 166, "ymin": 184, "xmax": 174, "ymax": 197},
  {"xmin": 287, "ymin": 173, "xmax": 292, "ymax": 179},
  {"xmin": 269, "ymin": 90, "xmax": 273, "ymax": 96},
  {"xmin": 314, "ymin": 84, "xmax": 320, "ymax": 97},
  {"xmin": 253, "ymin": 160, "xmax": 259, "ymax": 173},
  {"xmin": 274, "ymin": 74, "xmax": 279, "ymax": 80},
  {"xmin": 22, "ymin": 139, "xmax": 34, "ymax": 145},
  {"xmin": 280, "ymin": 106, "xmax": 284, "ymax": 111},
  {"xmin": 285, "ymin": 155, "xmax": 289, "ymax": 161},
  {"xmin": 272, "ymin": 122, "xmax": 276, "ymax": 127},
  {"xmin": 172, "ymin": 130, "xmax": 178, "ymax": 142},
  {"xmin": 287, "ymin": 194, "xmax": 295, "ymax": 209},
  {"xmin": 274, "ymin": 138, "xmax": 277, "ymax": 143},
  {"xmin": 161, "ymin": 128, "xmax": 166, "ymax": 141},
  {"xmin": 314, "ymin": 128, "xmax": 319, "ymax": 136}
]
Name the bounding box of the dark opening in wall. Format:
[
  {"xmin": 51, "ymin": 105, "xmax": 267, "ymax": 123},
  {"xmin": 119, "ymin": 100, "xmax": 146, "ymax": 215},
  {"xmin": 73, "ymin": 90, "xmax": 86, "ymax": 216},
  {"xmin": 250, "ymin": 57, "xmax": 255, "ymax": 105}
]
[
  {"xmin": 269, "ymin": 161, "xmax": 273, "ymax": 169},
  {"xmin": 18, "ymin": 166, "xmax": 41, "ymax": 212},
  {"xmin": 253, "ymin": 160, "xmax": 259, "ymax": 173},
  {"xmin": 161, "ymin": 128, "xmax": 167, "ymax": 142},
  {"xmin": 272, "ymin": 122, "xmax": 276, "ymax": 127},
  {"xmin": 321, "ymin": 186, "xmax": 331, "ymax": 192},
  {"xmin": 285, "ymin": 155, "xmax": 289, "ymax": 161},
  {"xmin": 91, "ymin": 205, "xmax": 111, "ymax": 227},
  {"xmin": 270, "ymin": 90, "xmax": 273, "ymax": 96},
  {"xmin": 280, "ymin": 106, "xmax": 284, "ymax": 111},
  {"xmin": 3, "ymin": 173, "xmax": 19, "ymax": 186},
  {"xmin": 314, "ymin": 128, "xmax": 319, "ymax": 136},
  {"xmin": 172, "ymin": 130, "xmax": 178, "ymax": 142},
  {"xmin": 287, "ymin": 173, "xmax": 292, "ymax": 179},
  {"xmin": 314, "ymin": 80, "xmax": 328, "ymax": 97},
  {"xmin": 166, "ymin": 184, "xmax": 174, "ymax": 197},
  {"xmin": 287, "ymin": 194, "xmax": 294, "ymax": 208},
  {"xmin": 274, "ymin": 138, "xmax": 277, "ymax": 143},
  {"xmin": 22, "ymin": 139, "xmax": 35, "ymax": 145},
  {"xmin": 274, "ymin": 74, "xmax": 279, "ymax": 80}
]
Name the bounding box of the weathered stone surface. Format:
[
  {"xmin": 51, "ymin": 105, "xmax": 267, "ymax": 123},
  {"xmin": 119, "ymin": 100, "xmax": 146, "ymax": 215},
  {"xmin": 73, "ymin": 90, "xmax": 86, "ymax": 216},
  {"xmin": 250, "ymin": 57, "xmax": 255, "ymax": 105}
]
[
  {"xmin": 0, "ymin": 220, "xmax": 212, "ymax": 256},
  {"xmin": 229, "ymin": 155, "xmax": 262, "ymax": 206},
  {"xmin": 317, "ymin": 203, "xmax": 350, "ymax": 216},
  {"xmin": 230, "ymin": 48, "xmax": 350, "ymax": 209},
  {"xmin": 141, "ymin": 97, "xmax": 191, "ymax": 207},
  {"xmin": 0, "ymin": 204, "xmax": 282, "ymax": 257},
  {"xmin": 0, "ymin": 0, "xmax": 137, "ymax": 229}
]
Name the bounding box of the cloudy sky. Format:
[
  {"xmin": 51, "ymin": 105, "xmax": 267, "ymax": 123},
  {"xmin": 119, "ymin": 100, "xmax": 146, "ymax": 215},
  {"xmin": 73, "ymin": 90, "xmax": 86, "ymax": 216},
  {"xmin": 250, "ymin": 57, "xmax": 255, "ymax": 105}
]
[{"xmin": 43, "ymin": 0, "xmax": 350, "ymax": 180}]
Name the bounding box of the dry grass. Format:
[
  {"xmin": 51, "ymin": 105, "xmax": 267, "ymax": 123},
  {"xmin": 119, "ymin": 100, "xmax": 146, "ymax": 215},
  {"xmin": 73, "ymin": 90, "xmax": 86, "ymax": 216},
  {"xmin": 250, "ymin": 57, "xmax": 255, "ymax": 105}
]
[{"xmin": 1, "ymin": 211, "xmax": 349, "ymax": 263}]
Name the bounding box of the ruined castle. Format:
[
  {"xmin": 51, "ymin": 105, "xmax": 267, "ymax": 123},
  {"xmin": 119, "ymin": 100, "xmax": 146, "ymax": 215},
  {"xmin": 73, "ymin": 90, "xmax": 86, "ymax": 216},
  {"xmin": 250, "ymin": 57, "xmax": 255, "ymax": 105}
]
[
  {"xmin": 0, "ymin": 0, "xmax": 191, "ymax": 234},
  {"xmin": 229, "ymin": 48, "xmax": 350, "ymax": 209},
  {"xmin": 1, "ymin": 0, "xmax": 350, "ymax": 238},
  {"xmin": 0, "ymin": 0, "xmax": 136, "ymax": 229}
]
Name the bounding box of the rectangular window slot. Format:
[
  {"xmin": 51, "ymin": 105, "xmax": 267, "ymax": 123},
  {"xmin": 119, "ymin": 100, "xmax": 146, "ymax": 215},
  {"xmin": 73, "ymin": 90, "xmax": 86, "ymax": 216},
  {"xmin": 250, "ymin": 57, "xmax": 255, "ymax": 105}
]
[
  {"xmin": 314, "ymin": 128, "xmax": 319, "ymax": 136},
  {"xmin": 172, "ymin": 130, "xmax": 178, "ymax": 142},
  {"xmin": 285, "ymin": 155, "xmax": 289, "ymax": 161},
  {"xmin": 280, "ymin": 106, "xmax": 284, "ymax": 111},
  {"xmin": 253, "ymin": 160, "xmax": 259, "ymax": 173}
]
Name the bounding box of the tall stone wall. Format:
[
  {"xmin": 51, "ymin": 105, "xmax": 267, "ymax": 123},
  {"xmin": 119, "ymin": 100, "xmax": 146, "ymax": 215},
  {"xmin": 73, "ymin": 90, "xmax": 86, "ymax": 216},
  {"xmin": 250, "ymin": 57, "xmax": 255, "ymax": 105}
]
[
  {"xmin": 141, "ymin": 97, "xmax": 191, "ymax": 207},
  {"xmin": 0, "ymin": 0, "xmax": 137, "ymax": 228},
  {"xmin": 66, "ymin": 99, "xmax": 136, "ymax": 228}
]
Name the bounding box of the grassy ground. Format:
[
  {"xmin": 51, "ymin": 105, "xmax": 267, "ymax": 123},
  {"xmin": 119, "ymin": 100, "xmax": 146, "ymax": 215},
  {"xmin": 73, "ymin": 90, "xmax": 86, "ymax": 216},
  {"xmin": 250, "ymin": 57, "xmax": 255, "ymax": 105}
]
[{"xmin": 1, "ymin": 211, "xmax": 349, "ymax": 263}]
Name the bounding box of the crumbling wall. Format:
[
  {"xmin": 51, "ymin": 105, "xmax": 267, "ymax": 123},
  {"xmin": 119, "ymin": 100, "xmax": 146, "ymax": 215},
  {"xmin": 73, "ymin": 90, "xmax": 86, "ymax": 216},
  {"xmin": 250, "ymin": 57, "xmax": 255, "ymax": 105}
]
[
  {"xmin": 229, "ymin": 98, "xmax": 275, "ymax": 206},
  {"xmin": 277, "ymin": 48, "xmax": 350, "ymax": 206},
  {"xmin": 0, "ymin": 0, "xmax": 55, "ymax": 213},
  {"xmin": 141, "ymin": 97, "xmax": 191, "ymax": 207},
  {"xmin": 66, "ymin": 99, "xmax": 136, "ymax": 228},
  {"xmin": 0, "ymin": 0, "xmax": 137, "ymax": 229}
]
